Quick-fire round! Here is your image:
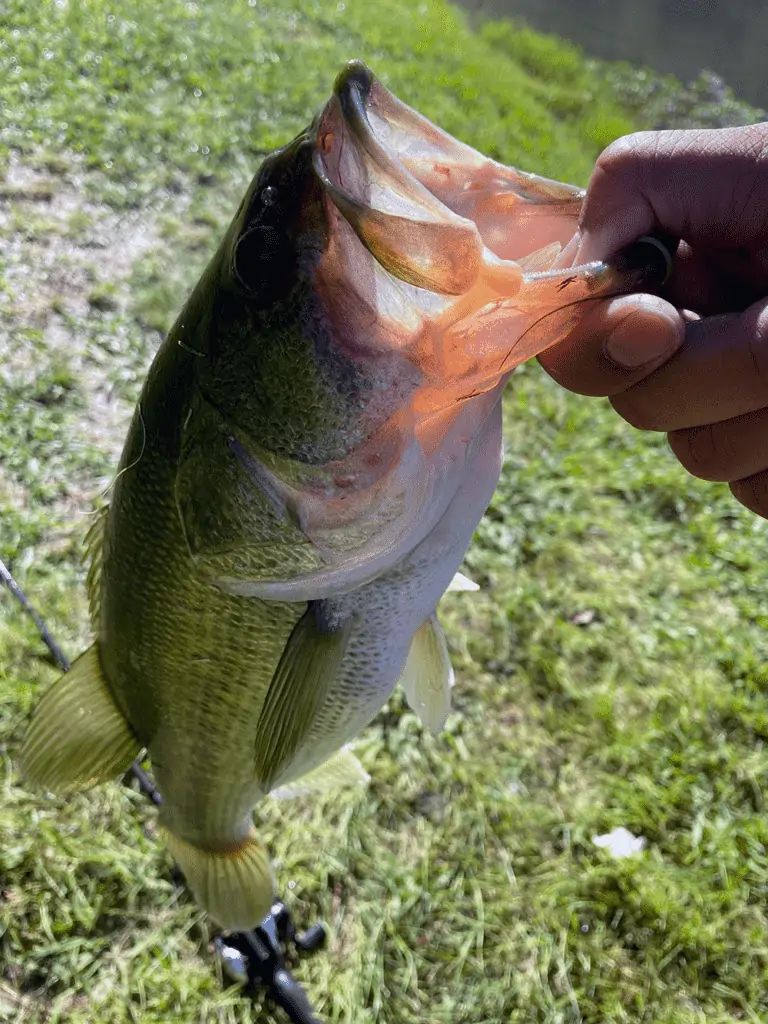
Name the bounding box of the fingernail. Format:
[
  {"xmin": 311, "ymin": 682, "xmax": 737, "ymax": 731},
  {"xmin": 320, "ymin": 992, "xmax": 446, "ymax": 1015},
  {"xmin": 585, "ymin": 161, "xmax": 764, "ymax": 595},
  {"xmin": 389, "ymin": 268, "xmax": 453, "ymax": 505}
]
[
  {"xmin": 605, "ymin": 310, "xmax": 681, "ymax": 369},
  {"xmin": 574, "ymin": 228, "xmax": 603, "ymax": 265},
  {"xmin": 557, "ymin": 230, "xmax": 581, "ymax": 268}
]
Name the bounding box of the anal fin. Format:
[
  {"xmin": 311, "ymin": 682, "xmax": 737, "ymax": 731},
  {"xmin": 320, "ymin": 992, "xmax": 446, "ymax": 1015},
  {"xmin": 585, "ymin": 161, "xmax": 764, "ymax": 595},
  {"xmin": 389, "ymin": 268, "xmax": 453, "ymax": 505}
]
[
  {"xmin": 269, "ymin": 745, "xmax": 369, "ymax": 800},
  {"xmin": 399, "ymin": 615, "xmax": 454, "ymax": 734},
  {"xmin": 160, "ymin": 825, "xmax": 275, "ymax": 931},
  {"xmin": 20, "ymin": 644, "xmax": 142, "ymax": 793},
  {"xmin": 254, "ymin": 603, "xmax": 351, "ymax": 790}
]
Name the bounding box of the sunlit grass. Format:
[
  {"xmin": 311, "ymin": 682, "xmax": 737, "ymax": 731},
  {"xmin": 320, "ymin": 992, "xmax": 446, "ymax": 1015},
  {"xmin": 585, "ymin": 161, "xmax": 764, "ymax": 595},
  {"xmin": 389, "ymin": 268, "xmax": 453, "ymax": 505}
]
[{"xmin": 2, "ymin": 1, "xmax": 768, "ymax": 1021}]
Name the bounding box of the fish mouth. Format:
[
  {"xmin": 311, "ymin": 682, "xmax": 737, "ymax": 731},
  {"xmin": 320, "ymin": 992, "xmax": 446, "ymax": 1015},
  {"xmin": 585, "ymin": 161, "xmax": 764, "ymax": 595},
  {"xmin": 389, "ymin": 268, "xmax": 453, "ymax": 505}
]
[
  {"xmin": 313, "ymin": 61, "xmax": 670, "ymax": 313},
  {"xmin": 313, "ymin": 62, "xmax": 483, "ymax": 295},
  {"xmin": 312, "ymin": 60, "xmax": 588, "ymax": 298}
]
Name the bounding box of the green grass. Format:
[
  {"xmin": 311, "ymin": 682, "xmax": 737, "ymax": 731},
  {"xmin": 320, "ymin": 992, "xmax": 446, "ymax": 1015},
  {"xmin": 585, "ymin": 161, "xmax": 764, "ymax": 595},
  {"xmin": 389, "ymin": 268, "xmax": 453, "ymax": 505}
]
[
  {"xmin": 479, "ymin": 19, "xmax": 764, "ymax": 133},
  {"xmin": 1, "ymin": 1, "xmax": 768, "ymax": 1021}
]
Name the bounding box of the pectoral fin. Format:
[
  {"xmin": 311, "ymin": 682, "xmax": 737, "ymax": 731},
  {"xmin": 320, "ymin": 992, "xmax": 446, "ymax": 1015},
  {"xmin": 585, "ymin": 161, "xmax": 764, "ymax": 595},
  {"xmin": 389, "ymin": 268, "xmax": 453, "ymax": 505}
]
[
  {"xmin": 254, "ymin": 604, "xmax": 351, "ymax": 790},
  {"xmin": 399, "ymin": 615, "xmax": 454, "ymax": 735},
  {"xmin": 20, "ymin": 644, "xmax": 142, "ymax": 793},
  {"xmin": 269, "ymin": 746, "xmax": 369, "ymax": 800}
]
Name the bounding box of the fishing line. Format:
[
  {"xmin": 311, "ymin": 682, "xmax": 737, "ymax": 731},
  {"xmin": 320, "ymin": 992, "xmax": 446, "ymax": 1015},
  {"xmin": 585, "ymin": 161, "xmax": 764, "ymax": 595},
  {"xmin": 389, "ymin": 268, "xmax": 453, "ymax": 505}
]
[
  {"xmin": 496, "ymin": 291, "xmax": 607, "ymax": 376},
  {"xmin": 446, "ymin": 291, "xmax": 619, "ymax": 404},
  {"xmin": 496, "ymin": 234, "xmax": 676, "ymax": 376},
  {"xmin": 100, "ymin": 403, "xmax": 147, "ymax": 499},
  {"xmin": 0, "ymin": 559, "xmax": 70, "ymax": 673}
]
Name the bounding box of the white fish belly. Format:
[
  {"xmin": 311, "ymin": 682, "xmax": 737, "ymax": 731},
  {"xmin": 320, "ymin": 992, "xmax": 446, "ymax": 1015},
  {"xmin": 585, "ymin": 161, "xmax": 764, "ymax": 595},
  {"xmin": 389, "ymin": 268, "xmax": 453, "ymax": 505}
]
[{"xmin": 273, "ymin": 396, "xmax": 504, "ymax": 786}]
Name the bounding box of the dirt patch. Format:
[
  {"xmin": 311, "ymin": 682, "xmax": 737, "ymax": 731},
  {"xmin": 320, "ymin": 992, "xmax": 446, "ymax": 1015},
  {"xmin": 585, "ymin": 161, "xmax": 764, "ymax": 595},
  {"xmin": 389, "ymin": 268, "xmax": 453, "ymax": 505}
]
[
  {"xmin": 1, "ymin": 152, "xmax": 162, "ymax": 456},
  {"xmin": 0, "ymin": 152, "xmax": 182, "ymax": 547}
]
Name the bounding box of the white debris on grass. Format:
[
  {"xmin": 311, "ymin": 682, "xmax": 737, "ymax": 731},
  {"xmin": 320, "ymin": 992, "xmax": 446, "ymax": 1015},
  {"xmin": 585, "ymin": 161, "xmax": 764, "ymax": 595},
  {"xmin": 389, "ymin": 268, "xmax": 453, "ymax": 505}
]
[{"xmin": 592, "ymin": 826, "xmax": 647, "ymax": 858}]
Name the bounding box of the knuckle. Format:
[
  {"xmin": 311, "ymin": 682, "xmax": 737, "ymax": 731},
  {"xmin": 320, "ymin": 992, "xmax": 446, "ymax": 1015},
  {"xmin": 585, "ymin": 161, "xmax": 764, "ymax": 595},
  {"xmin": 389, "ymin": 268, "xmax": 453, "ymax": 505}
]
[
  {"xmin": 610, "ymin": 392, "xmax": 659, "ymax": 431},
  {"xmin": 588, "ymin": 136, "xmax": 647, "ymax": 203},
  {"xmin": 746, "ymin": 309, "xmax": 768, "ymax": 391},
  {"xmin": 668, "ymin": 425, "xmax": 732, "ymax": 482},
  {"xmin": 594, "ymin": 130, "xmax": 686, "ymax": 180},
  {"xmin": 731, "ymin": 474, "xmax": 768, "ymax": 520},
  {"xmin": 595, "ymin": 132, "xmax": 656, "ymax": 173}
]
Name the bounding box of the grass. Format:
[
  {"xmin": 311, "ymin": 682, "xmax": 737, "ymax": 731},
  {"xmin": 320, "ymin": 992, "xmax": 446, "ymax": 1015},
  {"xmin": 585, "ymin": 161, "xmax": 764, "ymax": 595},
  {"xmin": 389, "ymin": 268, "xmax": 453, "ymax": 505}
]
[{"xmin": 1, "ymin": 1, "xmax": 768, "ymax": 1021}]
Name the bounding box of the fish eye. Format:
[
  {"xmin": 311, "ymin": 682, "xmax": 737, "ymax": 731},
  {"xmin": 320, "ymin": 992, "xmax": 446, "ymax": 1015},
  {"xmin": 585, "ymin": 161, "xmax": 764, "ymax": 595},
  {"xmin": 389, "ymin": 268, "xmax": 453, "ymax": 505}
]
[
  {"xmin": 232, "ymin": 224, "xmax": 292, "ymax": 298},
  {"xmin": 260, "ymin": 185, "xmax": 278, "ymax": 207}
]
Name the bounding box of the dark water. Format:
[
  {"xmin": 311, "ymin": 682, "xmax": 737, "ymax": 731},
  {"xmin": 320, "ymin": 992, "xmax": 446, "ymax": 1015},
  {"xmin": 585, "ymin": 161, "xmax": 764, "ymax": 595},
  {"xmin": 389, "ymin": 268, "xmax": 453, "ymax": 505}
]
[{"xmin": 460, "ymin": 0, "xmax": 768, "ymax": 110}]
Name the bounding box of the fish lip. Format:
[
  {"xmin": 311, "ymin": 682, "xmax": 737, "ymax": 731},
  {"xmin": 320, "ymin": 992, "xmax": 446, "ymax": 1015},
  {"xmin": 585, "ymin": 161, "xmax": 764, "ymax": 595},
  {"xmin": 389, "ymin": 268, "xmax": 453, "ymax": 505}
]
[
  {"xmin": 312, "ymin": 61, "xmax": 399, "ymax": 201},
  {"xmin": 312, "ymin": 62, "xmax": 488, "ymax": 296},
  {"xmin": 333, "ymin": 60, "xmax": 375, "ymax": 123},
  {"xmin": 330, "ymin": 61, "xmax": 390, "ymax": 170},
  {"xmin": 329, "ymin": 61, "xmax": 410, "ymax": 181}
]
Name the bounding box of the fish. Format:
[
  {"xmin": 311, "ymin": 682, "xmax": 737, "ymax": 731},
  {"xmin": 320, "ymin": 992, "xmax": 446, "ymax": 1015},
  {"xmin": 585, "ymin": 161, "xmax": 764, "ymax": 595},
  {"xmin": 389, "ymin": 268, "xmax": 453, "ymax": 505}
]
[{"xmin": 20, "ymin": 61, "xmax": 668, "ymax": 931}]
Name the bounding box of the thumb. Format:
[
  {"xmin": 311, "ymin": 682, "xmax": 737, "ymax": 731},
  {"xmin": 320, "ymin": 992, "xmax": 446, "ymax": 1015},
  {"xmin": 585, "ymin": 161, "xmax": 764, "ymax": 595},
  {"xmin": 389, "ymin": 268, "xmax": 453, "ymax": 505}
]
[
  {"xmin": 538, "ymin": 293, "xmax": 684, "ymax": 397},
  {"xmin": 612, "ymin": 294, "xmax": 768, "ymax": 431}
]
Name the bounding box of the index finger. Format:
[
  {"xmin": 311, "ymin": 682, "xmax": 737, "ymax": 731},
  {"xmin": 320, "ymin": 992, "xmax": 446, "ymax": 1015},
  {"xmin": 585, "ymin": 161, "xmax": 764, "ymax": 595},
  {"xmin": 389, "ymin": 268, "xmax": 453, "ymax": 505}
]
[{"xmin": 575, "ymin": 125, "xmax": 768, "ymax": 265}]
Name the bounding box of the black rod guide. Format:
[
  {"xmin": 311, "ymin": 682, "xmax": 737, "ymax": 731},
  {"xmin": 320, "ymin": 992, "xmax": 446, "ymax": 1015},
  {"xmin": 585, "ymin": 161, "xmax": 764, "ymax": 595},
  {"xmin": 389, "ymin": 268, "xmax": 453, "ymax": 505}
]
[{"xmin": 1, "ymin": 556, "xmax": 327, "ymax": 1024}]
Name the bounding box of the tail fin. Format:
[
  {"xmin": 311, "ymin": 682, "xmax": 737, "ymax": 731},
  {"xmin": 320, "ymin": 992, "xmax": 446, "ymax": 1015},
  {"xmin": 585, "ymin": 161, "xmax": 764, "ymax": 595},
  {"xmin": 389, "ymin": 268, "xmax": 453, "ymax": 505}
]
[
  {"xmin": 160, "ymin": 826, "xmax": 276, "ymax": 931},
  {"xmin": 20, "ymin": 644, "xmax": 142, "ymax": 792}
]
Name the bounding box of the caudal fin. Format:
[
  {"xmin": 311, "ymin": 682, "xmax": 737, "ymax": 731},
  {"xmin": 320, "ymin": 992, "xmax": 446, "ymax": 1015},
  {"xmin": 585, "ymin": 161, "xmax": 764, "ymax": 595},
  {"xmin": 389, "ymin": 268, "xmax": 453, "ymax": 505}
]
[
  {"xmin": 20, "ymin": 644, "xmax": 142, "ymax": 792},
  {"xmin": 160, "ymin": 826, "xmax": 276, "ymax": 931}
]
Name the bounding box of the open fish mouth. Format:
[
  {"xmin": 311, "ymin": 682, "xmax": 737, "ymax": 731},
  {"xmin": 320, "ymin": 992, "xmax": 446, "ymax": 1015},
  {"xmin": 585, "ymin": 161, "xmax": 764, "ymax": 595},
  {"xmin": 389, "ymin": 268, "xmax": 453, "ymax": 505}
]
[
  {"xmin": 314, "ymin": 61, "xmax": 498, "ymax": 296},
  {"xmin": 217, "ymin": 63, "xmax": 672, "ymax": 603},
  {"xmin": 313, "ymin": 61, "xmax": 668, "ymax": 323}
]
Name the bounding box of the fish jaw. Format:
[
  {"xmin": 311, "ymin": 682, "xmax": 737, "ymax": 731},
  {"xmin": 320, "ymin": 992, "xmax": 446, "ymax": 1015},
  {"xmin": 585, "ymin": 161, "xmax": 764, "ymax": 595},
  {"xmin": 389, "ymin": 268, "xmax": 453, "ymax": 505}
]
[{"xmin": 313, "ymin": 62, "xmax": 666, "ymax": 370}]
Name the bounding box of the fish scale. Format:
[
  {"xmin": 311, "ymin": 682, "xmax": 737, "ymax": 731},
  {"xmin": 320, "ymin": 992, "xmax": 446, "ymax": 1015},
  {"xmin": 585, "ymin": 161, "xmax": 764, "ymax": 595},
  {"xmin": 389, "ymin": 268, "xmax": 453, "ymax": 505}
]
[{"xmin": 105, "ymin": 410, "xmax": 305, "ymax": 839}]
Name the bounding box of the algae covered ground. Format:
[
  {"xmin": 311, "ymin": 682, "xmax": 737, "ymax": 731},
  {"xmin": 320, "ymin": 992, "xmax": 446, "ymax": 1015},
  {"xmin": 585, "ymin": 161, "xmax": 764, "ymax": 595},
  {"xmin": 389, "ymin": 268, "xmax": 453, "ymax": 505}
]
[{"xmin": 2, "ymin": 2, "xmax": 768, "ymax": 1022}]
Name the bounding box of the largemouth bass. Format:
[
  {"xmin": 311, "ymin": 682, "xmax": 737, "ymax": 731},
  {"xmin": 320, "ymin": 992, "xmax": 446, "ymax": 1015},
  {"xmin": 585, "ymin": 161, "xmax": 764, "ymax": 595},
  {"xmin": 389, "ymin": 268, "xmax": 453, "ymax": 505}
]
[{"xmin": 21, "ymin": 62, "xmax": 667, "ymax": 930}]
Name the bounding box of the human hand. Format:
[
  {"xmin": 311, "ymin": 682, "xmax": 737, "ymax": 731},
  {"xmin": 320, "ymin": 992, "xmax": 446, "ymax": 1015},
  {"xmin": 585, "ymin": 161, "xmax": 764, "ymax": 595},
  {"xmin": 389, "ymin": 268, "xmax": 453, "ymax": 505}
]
[{"xmin": 539, "ymin": 124, "xmax": 768, "ymax": 518}]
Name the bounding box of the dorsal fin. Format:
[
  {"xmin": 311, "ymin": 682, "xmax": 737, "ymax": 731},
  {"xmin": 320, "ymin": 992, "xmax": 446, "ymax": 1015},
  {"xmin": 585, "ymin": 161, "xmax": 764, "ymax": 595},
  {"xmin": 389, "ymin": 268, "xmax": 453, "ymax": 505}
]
[
  {"xmin": 20, "ymin": 644, "xmax": 142, "ymax": 793},
  {"xmin": 83, "ymin": 505, "xmax": 108, "ymax": 627}
]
